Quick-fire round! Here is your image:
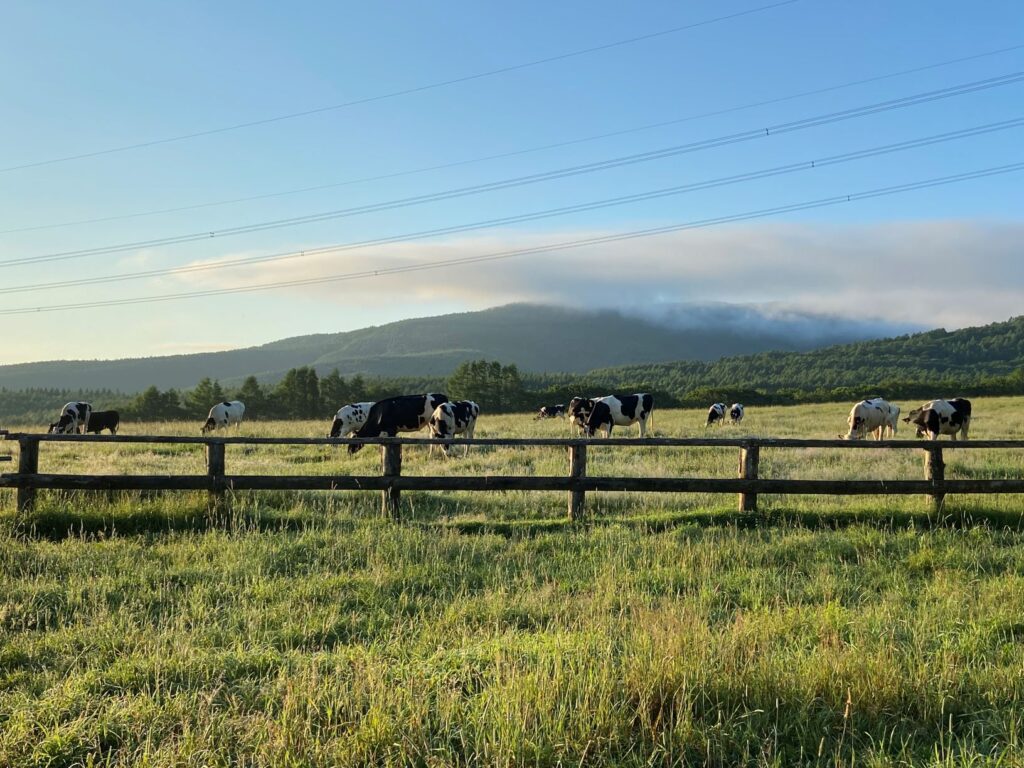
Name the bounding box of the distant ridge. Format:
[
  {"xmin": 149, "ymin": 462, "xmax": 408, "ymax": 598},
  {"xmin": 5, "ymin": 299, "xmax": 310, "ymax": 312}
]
[
  {"xmin": 0, "ymin": 303, "xmax": 909, "ymax": 391},
  {"xmin": 578, "ymin": 315, "xmax": 1024, "ymax": 393}
]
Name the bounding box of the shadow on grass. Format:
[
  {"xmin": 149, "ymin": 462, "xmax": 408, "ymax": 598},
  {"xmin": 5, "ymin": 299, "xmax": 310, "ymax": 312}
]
[
  {"xmin": 429, "ymin": 504, "xmax": 1024, "ymax": 538},
  {"xmin": 5, "ymin": 489, "xmax": 1023, "ymax": 541}
]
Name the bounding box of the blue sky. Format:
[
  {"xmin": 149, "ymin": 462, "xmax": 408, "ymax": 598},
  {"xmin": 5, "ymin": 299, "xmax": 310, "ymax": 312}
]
[{"xmin": 1, "ymin": 1, "xmax": 1022, "ymax": 363}]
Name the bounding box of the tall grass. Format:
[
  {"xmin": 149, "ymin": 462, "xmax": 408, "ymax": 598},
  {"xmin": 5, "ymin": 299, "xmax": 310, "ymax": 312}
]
[{"xmin": 1, "ymin": 399, "xmax": 1023, "ymax": 766}]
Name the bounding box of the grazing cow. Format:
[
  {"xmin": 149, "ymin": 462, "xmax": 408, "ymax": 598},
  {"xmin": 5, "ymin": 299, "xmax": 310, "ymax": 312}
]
[
  {"xmin": 729, "ymin": 403, "xmax": 745, "ymax": 425},
  {"xmin": 842, "ymin": 398, "xmax": 893, "ymax": 440},
  {"xmin": 904, "ymin": 398, "xmax": 972, "ymax": 440},
  {"xmin": 567, "ymin": 397, "xmax": 598, "ymax": 435},
  {"xmin": 83, "ymin": 410, "xmax": 120, "ymax": 434},
  {"xmin": 328, "ymin": 402, "xmax": 375, "ymax": 438},
  {"xmin": 201, "ymin": 400, "xmax": 245, "ymax": 434},
  {"xmin": 428, "ymin": 400, "xmax": 481, "ymax": 456},
  {"xmin": 348, "ymin": 393, "xmax": 448, "ymax": 453},
  {"xmin": 534, "ymin": 404, "xmax": 566, "ymax": 420},
  {"xmin": 705, "ymin": 403, "xmax": 727, "ymax": 427},
  {"xmin": 49, "ymin": 402, "xmax": 93, "ymax": 434},
  {"xmin": 876, "ymin": 399, "xmax": 901, "ymax": 438},
  {"xmin": 583, "ymin": 394, "xmax": 654, "ymax": 438}
]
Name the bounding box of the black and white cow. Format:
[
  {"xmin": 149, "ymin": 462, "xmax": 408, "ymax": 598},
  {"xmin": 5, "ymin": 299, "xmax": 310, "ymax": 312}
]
[
  {"xmin": 201, "ymin": 400, "xmax": 245, "ymax": 434},
  {"xmin": 348, "ymin": 393, "xmax": 448, "ymax": 453},
  {"xmin": 534, "ymin": 404, "xmax": 566, "ymax": 420},
  {"xmin": 904, "ymin": 398, "xmax": 972, "ymax": 440},
  {"xmin": 729, "ymin": 403, "xmax": 745, "ymax": 425},
  {"xmin": 328, "ymin": 402, "xmax": 375, "ymax": 438},
  {"xmin": 567, "ymin": 397, "xmax": 598, "ymax": 436},
  {"xmin": 49, "ymin": 402, "xmax": 92, "ymax": 434},
  {"xmin": 83, "ymin": 410, "xmax": 119, "ymax": 434},
  {"xmin": 428, "ymin": 400, "xmax": 481, "ymax": 456},
  {"xmin": 842, "ymin": 397, "xmax": 896, "ymax": 440},
  {"xmin": 705, "ymin": 402, "xmax": 726, "ymax": 427},
  {"xmin": 583, "ymin": 394, "xmax": 654, "ymax": 438}
]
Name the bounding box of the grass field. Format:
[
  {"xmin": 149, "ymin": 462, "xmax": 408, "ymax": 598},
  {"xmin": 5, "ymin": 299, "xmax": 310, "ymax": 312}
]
[{"xmin": 2, "ymin": 399, "xmax": 1023, "ymax": 766}]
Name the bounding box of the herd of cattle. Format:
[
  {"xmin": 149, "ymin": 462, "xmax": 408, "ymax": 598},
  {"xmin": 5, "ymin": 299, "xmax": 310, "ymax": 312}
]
[{"xmin": 43, "ymin": 392, "xmax": 975, "ymax": 449}]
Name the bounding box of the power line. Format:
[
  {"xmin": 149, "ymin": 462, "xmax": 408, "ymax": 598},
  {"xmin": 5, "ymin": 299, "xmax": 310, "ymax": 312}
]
[
  {"xmin": 2, "ymin": 162, "xmax": 1020, "ymax": 316},
  {"xmin": 0, "ymin": 0, "xmax": 800, "ymax": 175},
  {"xmin": 3, "ymin": 41, "xmax": 1021, "ymax": 236},
  {"xmin": 1, "ymin": 117, "xmax": 1019, "ymax": 296},
  {"xmin": 4, "ymin": 70, "xmax": 1021, "ymax": 270}
]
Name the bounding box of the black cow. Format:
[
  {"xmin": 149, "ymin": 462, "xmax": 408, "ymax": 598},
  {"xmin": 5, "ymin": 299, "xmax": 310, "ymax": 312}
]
[
  {"xmin": 348, "ymin": 393, "xmax": 448, "ymax": 454},
  {"xmin": 583, "ymin": 394, "xmax": 654, "ymax": 438},
  {"xmin": 83, "ymin": 410, "xmax": 120, "ymax": 434},
  {"xmin": 534, "ymin": 404, "xmax": 566, "ymax": 420}
]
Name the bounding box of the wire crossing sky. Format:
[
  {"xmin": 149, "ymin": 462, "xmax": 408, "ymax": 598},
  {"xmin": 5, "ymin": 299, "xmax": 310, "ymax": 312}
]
[{"xmin": 1, "ymin": 0, "xmax": 1022, "ymax": 362}]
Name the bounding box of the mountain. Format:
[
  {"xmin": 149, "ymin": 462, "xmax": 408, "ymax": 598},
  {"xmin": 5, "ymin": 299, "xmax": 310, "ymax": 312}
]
[
  {"xmin": 574, "ymin": 316, "xmax": 1024, "ymax": 396},
  {"xmin": 0, "ymin": 303, "xmax": 908, "ymax": 392}
]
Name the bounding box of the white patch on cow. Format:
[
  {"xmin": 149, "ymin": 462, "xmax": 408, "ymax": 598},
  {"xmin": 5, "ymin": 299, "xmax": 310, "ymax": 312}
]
[
  {"xmin": 202, "ymin": 400, "xmax": 245, "ymax": 434},
  {"xmin": 329, "ymin": 401, "xmax": 375, "ymax": 438}
]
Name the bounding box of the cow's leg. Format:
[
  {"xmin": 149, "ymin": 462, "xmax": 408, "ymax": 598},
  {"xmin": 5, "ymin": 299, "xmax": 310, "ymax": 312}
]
[{"xmin": 638, "ymin": 417, "xmax": 646, "ymax": 438}]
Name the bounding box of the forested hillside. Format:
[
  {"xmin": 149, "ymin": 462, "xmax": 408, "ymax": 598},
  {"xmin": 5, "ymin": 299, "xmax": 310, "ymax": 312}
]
[{"xmin": 0, "ymin": 303, "xmax": 898, "ymax": 391}]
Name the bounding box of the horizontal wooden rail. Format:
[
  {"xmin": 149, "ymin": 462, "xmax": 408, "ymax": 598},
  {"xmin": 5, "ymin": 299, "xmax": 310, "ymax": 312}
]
[
  {"xmin": 4, "ymin": 432, "xmax": 1024, "ymax": 449},
  {"xmin": 4, "ymin": 473, "xmax": 1024, "ymax": 495}
]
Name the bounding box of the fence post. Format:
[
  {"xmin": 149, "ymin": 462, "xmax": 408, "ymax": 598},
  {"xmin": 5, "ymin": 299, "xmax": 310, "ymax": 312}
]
[
  {"xmin": 738, "ymin": 443, "xmax": 760, "ymax": 513},
  {"xmin": 17, "ymin": 436, "xmax": 39, "ymax": 514},
  {"xmin": 206, "ymin": 441, "xmax": 227, "ymax": 517},
  {"xmin": 924, "ymin": 445, "xmax": 945, "ymax": 512},
  {"xmin": 568, "ymin": 442, "xmax": 587, "ymax": 521},
  {"xmin": 381, "ymin": 443, "xmax": 402, "ymax": 520}
]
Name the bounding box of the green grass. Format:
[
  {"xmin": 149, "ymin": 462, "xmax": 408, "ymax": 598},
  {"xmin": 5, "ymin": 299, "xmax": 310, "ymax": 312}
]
[{"xmin": 2, "ymin": 399, "xmax": 1023, "ymax": 766}]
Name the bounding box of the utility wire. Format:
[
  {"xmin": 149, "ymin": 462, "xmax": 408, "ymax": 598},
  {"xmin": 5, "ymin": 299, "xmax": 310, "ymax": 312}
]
[
  {"xmin": 1, "ymin": 117, "xmax": 1019, "ymax": 295},
  {"xmin": 0, "ymin": 0, "xmax": 800, "ymax": 174},
  {"xmin": 2, "ymin": 41, "xmax": 1021, "ymax": 236},
  {"xmin": 2, "ymin": 162, "xmax": 1020, "ymax": 316},
  {"xmin": 4, "ymin": 70, "xmax": 1021, "ymax": 269}
]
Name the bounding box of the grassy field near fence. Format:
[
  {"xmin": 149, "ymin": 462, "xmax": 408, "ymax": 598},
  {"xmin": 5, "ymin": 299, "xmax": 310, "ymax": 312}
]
[{"xmin": 1, "ymin": 399, "xmax": 1023, "ymax": 766}]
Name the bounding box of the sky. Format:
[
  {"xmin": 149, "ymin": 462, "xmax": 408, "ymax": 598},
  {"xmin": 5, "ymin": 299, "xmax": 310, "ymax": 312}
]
[{"xmin": 1, "ymin": 0, "xmax": 1022, "ymax": 363}]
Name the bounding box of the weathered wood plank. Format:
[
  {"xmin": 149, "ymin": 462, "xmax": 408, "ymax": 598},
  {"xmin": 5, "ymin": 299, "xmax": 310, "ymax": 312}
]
[
  {"xmin": 738, "ymin": 445, "xmax": 760, "ymax": 513},
  {"xmin": 16, "ymin": 437, "xmax": 39, "ymax": 513},
  {"xmin": 4, "ymin": 433, "xmax": 1024, "ymax": 450},
  {"xmin": 568, "ymin": 443, "xmax": 587, "ymax": 521},
  {"xmin": 4, "ymin": 474, "xmax": 1024, "ymax": 495},
  {"xmin": 381, "ymin": 444, "xmax": 402, "ymax": 520}
]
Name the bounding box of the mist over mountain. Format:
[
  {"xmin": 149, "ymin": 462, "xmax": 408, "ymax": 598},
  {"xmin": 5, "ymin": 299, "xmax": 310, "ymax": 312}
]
[{"xmin": 0, "ymin": 303, "xmax": 913, "ymax": 392}]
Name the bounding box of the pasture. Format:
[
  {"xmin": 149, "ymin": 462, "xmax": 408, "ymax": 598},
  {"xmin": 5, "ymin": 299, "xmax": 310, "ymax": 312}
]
[{"xmin": 2, "ymin": 399, "xmax": 1024, "ymax": 766}]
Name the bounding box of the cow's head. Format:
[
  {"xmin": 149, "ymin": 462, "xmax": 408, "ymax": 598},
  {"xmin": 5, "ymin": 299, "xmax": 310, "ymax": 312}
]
[
  {"xmin": 582, "ymin": 403, "xmax": 611, "ymax": 437},
  {"xmin": 200, "ymin": 417, "xmax": 217, "ymax": 435},
  {"xmin": 53, "ymin": 412, "xmax": 77, "ymax": 434}
]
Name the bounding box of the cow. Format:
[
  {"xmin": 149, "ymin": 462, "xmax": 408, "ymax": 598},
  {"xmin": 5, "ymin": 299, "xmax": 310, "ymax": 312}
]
[
  {"xmin": 49, "ymin": 402, "xmax": 92, "ymax": 434},
  {"xmin": 328, "ymin": 402, "xmax": 375, "ymax": 438},
  {"xmin": 201, "ymin": 400, "xmax": 245, "ymax": 434},
  {"xmin": 583, "ymin": 394, "xmax": 654, "ymax": 438},
  {"xmin": 83, "ymin": 410, "xmax": 120, "ymax": 434},
  {"xmin": 567, "ymin": 397, "xmax": 598, "ymax": 436},
  {"xmin": 705, "ymin": 403, "xmax": 726, "ymax": 427},
  {"xmin": 348, "ymin": 393, "xmax": 448, "ymax": 453},
  {"xmin": 841, "ymin": 398, "xmax": 892, "ymax": 440},
  {"xmin": 428, "ymin": 400, "xmax": 481, "ymax": 456},
  {"xmin": 534, "ymin": 404, "xmax": 566, "ymax": 420},
  {"xmin": 904, "ymin": 398, "xmax": 971, "ymax": 440},
  {"xmin": 729, "ymin": 403, "xmax": 745, "ymax": 425}
]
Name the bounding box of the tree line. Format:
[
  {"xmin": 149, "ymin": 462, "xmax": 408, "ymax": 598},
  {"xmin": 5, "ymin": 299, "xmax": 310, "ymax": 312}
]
[{"xmin": 3, "ymin": 356, "xmax": 1024, "ymax": 425}]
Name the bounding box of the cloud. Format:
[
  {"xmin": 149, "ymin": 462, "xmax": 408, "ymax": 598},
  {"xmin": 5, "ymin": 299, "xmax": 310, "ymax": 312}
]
[{"xmin": 171, "ymin": 219, "xmax": 1024, "ymax": 329}]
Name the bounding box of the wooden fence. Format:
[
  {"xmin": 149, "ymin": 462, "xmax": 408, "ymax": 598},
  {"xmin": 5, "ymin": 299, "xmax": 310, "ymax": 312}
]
[{"xmin": 3, "ymin": 431, "xmax": 1024, "ymax": 520}]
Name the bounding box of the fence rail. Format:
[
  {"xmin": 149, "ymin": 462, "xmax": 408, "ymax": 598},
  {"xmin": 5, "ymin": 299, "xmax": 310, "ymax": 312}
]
[{"xmin": 3, "ymin": 432, "xmax": 1023, "ymax": 520}]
